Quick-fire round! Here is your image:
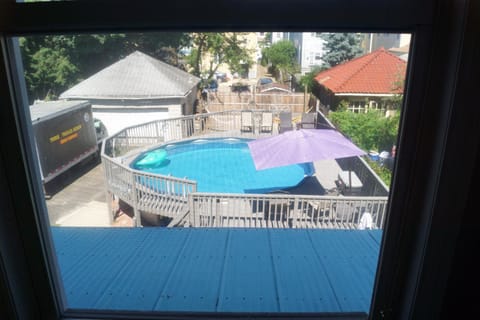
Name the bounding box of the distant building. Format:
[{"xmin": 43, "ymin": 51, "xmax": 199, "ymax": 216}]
[
  {"xmin": 362, "ymin": 33, "xmax": 411, "ymax": 55},
  {"xmin": 271, "ymin": 32, "xmax": 284, "ymax": 44},
  {"xmin": 388, "ymin": 44, "xmax": 410, "ymax": 61},
  {"xmin": 313, "ymin": 48, "xmax": 407, "ymax": 115},
  {"xmin": 60, "ymin": 51, "xmax": 200, "ymax": 135},
  {"xmin": 271, "ymin": 32, "xmax": 325, "ymax": 75}
]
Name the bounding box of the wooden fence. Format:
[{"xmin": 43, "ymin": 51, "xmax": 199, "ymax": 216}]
[{"xmin": 206, "ymin": 92, "xmax": 309, "ymax": 113}]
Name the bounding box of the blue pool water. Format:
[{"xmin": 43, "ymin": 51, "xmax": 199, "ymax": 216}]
[{"xmin": 130, "ymin": 138, "xmax": 314, "ymax": 194}]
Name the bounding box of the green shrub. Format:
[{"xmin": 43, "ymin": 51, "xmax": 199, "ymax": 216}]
[
  {"xmin": 365, "ymin": 158, "xmax": 392, "ymax": 187},
  {"xmin": 328, "ymin": 109, "xmax": 400, "ymax": 186},
  {"xmin": 328, "ymin": 109, "xmax": 399, "ymax": 152}
]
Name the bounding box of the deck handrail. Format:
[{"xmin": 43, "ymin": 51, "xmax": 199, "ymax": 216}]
[
  {"xmin": 187, "ymin": 193, "xmax": 388, "ymax": 229},
  {"xmin": 103, "ymin": 155, "xmax": 197, "ymax": 221},
  {"xmin": 101, "ymin": 109, "xmax": 300, "ymax": 158},
  {"xmin": 102, "ymin": 111, "xmax": 242, "ymax": 158}
]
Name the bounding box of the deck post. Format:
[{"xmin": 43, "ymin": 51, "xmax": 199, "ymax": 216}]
[
  {"xmin": 188, "ymin": 194, "xmax": 194, "ymax": 227},
  {"xmin": 292, "ymin": 197, "xmax": 299, "ymax": 228},
  {"xmin": 130, "ymin": 171, "xmax": 141, "ymax": 227},
  {"xmin": 102, "ymin": 160, "xmax": 114, "ymax": 225}
]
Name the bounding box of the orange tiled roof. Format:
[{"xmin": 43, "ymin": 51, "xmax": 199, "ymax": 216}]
[{"xmin": 314, "ymin": 48, "xmax": 407, "ymax": 95}]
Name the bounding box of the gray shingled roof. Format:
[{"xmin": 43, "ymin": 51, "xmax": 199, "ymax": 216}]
[{"xmin": 60, "ymin": 51, "xmax": 200, "ymax": 100}]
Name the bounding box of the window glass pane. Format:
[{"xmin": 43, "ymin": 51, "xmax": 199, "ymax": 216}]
[{"xmin": 17, "ymin": 31, "xmax": 409, "ymax": 315}]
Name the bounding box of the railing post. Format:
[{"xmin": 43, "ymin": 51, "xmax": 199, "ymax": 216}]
[
  {"xmin": 292, "ymin": 197, "xmax": 299, "ymax": 228},
  {"xmin": 125, "ymin": 130, "xmax": 130, "ymax": 151},
  {"xmin": 130, "ymin": 171, "xmax": 141, "ymax": 227},
  {"xmin": 156, "ymin": 121, "xmax": 160, "ymax": 144},
  {"xmin": 102, "ymin": 159, "xmax": 114, "ymax": 225},
  {"xmin": 188, "ymin": 194, "xmax": 194, "ymax": 227}
]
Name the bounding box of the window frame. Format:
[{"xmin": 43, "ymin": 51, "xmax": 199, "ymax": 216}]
[
  {"xmin": 1, "ymin": 0, "xmax": 478, "ymax": 319},
  {"xmin": 348, "ymin": 100, "xmax": 367, "ymax": 113}
]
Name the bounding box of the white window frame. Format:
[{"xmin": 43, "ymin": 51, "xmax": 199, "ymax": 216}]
[
  {"xmin": 1, "ymin": 0, "xmax": 478, "ymax": 319},
  {"xmin": 348, "ymin": 100, "xmax": 367, "ymax": 113},
  {"xmin": 369, "ymin": 100, "xmax": 387, "ymax": 111}
]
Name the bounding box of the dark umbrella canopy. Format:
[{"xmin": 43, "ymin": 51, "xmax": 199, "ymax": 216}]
[{"xmin": 247, "ymin": 129, "xmax": 366, "ymax": 170}]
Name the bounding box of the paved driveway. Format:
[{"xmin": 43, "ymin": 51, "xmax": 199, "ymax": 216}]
[{"xmin": 45, "ymin": 159, "xmax": 111, "ymax": 226}]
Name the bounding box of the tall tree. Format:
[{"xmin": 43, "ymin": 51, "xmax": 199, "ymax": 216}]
[
  {"xmin": 185, "ymin": 33, "xmax": 253, "ymax": 80},
  {"xmin": 261, "ymin": 40, "xmax": 298, "ymax": 82},
  {"xmin": 299, "ymin": 65, "xmax": 326, "ymax": 92},
  {"xmin": 20, "ymin": 36, "xmax": 79, "ymax": 101},
  {"xmin": 123, "ymin": 32, "xmax": 190, "ymax": 68},
  {"xmin": 320, "ymin": 33, "xmax": 363, "ymax": 68}
]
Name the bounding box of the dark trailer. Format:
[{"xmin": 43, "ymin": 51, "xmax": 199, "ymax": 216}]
[{"xmin": 30, "ymin": 100, "xmax": 98, "ymax": 184}]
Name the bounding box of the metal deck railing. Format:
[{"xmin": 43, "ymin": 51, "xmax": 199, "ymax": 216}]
[{"xmin": 186, "ymin": 193, "xmax": 387, "ymax": 229}]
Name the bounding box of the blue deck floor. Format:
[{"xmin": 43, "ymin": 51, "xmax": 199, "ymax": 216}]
[{"xmin": 51, "ymin": 227, "xmax": 382, "ymax": 314}]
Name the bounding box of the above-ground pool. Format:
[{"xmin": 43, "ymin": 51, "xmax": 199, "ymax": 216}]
[{"xmin": 130, "ymin": 138, "xmax": 314, "ymax": 193}]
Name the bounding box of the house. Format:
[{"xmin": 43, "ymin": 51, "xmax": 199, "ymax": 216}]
[
  {"xmin": 313, "ymin": 47, "xmax": 407, "ymax": 115},
  {"xmin": 59, "ymin": 51, "xmax": 200, "ymax": 135},
  {"xmin": 271, "ymin": 32, "xmax": 326, "ymax": 75},
  {"xmin": 361, "ymin": 33, "xmax": 411, "ymax": 54},
  {"xmin": 388, "ymin": 43, "xmax": 410, "ymax": 61}
]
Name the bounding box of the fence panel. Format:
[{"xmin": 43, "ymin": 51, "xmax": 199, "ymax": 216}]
[
  {"xmin": 206, "ymin": 92, "xmax": 306, "ymax": 113},
  {"xmin": 255, "ymin": 93, "xmax": 305, "ymax": 113}
]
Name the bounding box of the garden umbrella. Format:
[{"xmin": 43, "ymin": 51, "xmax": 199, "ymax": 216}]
[{"xmin": 247, "ymin": 128, "xmax": 366, "ymax": 170}]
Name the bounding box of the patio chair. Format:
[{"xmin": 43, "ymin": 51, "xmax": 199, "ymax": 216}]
[
  {"xmin": 260, "ymin": 111, "xmax": 273, "ymax": 133},
  {"xmin": 278, "ymin": 112, "xmax": 293, "ymax": 133},
  {"xmin": 298, "ymin": 112, "xmax": 316, "ymax": 129},
  {"xmin": 240, "ymin": 110, "xmax": 254, "ymax": 132},
  {"xmin": 306, "ymin": 200, "xmax": 331, "ymax": 220},
  {"xmin": 333, "ymin": 201, "xmax": 357, "ymax": 222},
  {"xmin": 265, "ymin": 198, "xmax": 293, "ymax": 228}
]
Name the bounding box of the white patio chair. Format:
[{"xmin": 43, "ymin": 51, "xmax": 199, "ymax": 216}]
[
  {"xmin": 333, "ymin": 201, "xmax": 356, "ymax": 222},
  {"xmin": 240, "ymin": 111, "xmax": 254, "ymax": 132},
  {"xmin": 260, "ymin": 111, "xmax": 273, "ymax": 133}
]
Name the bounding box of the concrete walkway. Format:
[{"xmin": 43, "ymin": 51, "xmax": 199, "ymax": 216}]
[{"xmin": 54, "ymin": 200, "xmax": 110, "ymax": 226}]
